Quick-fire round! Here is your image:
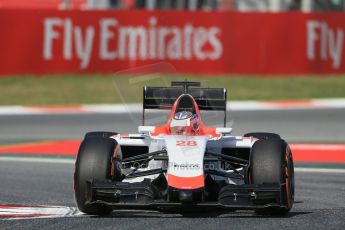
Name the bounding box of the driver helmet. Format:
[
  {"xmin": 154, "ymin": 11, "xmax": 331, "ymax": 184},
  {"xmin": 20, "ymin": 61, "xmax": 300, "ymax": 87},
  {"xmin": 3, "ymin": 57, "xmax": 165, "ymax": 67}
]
[{"xmin": 170, "ymin": 111, "xmax": 199, "ymax": 135}]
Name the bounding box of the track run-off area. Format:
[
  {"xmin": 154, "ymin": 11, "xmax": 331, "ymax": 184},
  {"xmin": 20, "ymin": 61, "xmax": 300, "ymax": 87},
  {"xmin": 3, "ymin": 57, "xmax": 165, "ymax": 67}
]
[{"xmin": 0, "ymin": 105, "xmax": 344, "ymax": 230}]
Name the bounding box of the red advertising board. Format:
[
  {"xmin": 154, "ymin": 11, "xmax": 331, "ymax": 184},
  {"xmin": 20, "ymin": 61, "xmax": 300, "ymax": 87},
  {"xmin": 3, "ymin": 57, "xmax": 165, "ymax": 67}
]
[{"xmin": 0, "ymin": 10, "xmax": 344, "ymax": 75}]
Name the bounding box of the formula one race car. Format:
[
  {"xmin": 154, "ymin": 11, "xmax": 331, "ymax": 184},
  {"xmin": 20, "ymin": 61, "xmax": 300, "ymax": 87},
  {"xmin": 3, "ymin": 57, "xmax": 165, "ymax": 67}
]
[{"xmin": 74, "ymin": 81, "xmax": 294, "ymax": 216}]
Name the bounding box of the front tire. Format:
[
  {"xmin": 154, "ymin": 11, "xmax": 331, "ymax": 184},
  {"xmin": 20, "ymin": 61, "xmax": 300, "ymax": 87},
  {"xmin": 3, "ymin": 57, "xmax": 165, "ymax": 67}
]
[
  {"xmin": 74, "ymin": 137, "xmax": 119, "ymax": 215},
  {"xmin": 249, "ymin": 139, "xmax": 294, "ymax": 215}
]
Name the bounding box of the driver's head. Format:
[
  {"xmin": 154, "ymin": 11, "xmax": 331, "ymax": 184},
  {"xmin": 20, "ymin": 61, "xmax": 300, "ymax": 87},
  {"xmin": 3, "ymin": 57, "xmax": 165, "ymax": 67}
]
[{"xmin": 170, "ymin": 111, "xmax": 199, "ymax": 135}]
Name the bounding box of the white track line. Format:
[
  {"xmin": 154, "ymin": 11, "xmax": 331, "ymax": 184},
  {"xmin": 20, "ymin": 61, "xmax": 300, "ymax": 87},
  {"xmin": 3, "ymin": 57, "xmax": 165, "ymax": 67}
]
[
  {"xmin": 294, "ymin": 168, "xmax": 345, "ymax": 173},
  {"xmin": 1, "ymin": 156, "xmax": 344, "ymax": 173},
  {"xmin": 1, "ymin": 99, "xmax": 345, "ymax": 115}
]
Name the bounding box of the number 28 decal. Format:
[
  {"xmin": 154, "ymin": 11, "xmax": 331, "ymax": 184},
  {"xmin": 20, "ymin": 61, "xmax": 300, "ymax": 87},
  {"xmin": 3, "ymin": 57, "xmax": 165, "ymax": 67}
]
[{"xmin": 176, "ymin": 141, "xmax": 198, "ymax": 146}]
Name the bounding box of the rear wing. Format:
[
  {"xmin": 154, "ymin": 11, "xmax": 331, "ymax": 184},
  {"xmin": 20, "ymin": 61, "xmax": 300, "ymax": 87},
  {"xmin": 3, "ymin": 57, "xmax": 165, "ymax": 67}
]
[{"xmin": 143, "ymin": 81, "xmax": 227, "ymax": 127}]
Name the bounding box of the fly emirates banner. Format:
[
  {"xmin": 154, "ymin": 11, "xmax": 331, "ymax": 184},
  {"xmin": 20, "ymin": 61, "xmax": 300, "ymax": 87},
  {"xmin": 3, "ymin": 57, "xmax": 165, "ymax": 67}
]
[{"xmin": 0, "ymin": 10, "xmax": 344, "ymax": 75}]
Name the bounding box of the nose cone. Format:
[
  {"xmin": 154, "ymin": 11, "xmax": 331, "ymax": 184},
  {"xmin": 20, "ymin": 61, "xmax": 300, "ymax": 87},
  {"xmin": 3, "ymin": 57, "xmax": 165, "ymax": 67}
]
[
  {"xmin": 168, "ymin": 187, "xmax": 204, "ymax": 203},
  {"xmin": 179, "ymin": 190, "xmax": 194, "ymax": 203}
]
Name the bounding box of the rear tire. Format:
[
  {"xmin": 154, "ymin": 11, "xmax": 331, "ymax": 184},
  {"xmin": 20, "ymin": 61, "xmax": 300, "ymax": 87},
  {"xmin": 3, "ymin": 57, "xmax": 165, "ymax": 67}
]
[
  {"xmin": 84, "ymin": 131, "xmax": 117, "ymax": 139},
  {"xmin": 244, "ymin": 132, "xmax": 281, "ymax": 140},
  {"xmin": 249, "ymin": 139, "xmax": 294, "ymax": 216},
  {"xmin": 74, "ymin": 137, "xmax": 119, "ymax": 215}
]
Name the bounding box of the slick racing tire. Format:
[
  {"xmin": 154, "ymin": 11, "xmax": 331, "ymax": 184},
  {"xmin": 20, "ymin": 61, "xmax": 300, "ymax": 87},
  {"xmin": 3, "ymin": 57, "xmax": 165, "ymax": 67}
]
[
  {"xmin": 84, "ymin": 131, "xmax": 118, "ymax": 139},
  {"xmin": 74, "ymin": 137, "xmax": 120, "ymax": 215},
  {"xmin": 249, "ymin": 139, "xmax": 295, "ymax": 216},
  {"xmin": 244, "ymin": 132, "xmax": 281, "ymax": 140}
]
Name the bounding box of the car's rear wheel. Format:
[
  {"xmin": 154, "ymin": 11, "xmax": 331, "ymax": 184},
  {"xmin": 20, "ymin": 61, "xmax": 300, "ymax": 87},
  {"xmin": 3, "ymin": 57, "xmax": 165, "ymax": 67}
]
[
  {"xmin": 84, "ymin": 131, "xmax": 118, "ymax": 139},
  {"xmin": 74, "ymin": 136, "xmax": 121, "ymax": 215},
  {"xmin": 244, "ymin": 132, "xmax": 281, "ymax": 140},
  {"xmin": 248, "ymin": 139, "xmax": 294, "ymax": 215}
]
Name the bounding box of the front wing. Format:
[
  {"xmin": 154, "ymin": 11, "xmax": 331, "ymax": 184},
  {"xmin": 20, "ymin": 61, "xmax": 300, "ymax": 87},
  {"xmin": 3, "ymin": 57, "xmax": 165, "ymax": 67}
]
[{"xmin": 85, "ymin": 179, "xmax": 288, "ymax": 211}]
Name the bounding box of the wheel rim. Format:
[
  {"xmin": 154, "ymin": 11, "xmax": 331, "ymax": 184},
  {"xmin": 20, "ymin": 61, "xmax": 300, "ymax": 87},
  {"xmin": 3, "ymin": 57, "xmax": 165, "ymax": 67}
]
[{"xmin": 285, "ymin": 148, "xmax": 295, "ymax": 209}]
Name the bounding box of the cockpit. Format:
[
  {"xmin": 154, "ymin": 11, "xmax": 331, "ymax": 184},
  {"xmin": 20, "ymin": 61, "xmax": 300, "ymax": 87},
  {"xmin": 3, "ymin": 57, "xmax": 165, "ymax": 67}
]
[{"xmin": 169, "ymin": 95, "xmax": 200, "ymax": 135}]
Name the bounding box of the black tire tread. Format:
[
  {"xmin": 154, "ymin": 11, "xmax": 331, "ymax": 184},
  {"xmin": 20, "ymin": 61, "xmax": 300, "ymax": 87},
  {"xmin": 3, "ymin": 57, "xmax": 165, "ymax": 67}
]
[
  {"xmin": 244, "ymin": 132, "xmax": 281, "ymax": 140},
  {"xmin": 84, "ymin": 131, "xmax": 117, "ymax": 139}
]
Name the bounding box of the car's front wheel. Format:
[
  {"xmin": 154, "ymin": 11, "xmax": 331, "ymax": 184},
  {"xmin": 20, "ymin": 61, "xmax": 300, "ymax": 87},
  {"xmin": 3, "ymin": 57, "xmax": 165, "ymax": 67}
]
[
  {"xmin": 248, "ymin": 139, "xmax": 295, "ymax": 215},
  {"xmin": 74, "ymin": 137, "xmax": 121, "ymax": 215}
]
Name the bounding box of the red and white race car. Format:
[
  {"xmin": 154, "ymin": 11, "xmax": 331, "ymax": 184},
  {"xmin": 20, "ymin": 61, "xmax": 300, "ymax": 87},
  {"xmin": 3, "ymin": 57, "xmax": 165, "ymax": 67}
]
[{"xmin": 74, "ymin": 81, "xmax": 294, "ymax": 215}]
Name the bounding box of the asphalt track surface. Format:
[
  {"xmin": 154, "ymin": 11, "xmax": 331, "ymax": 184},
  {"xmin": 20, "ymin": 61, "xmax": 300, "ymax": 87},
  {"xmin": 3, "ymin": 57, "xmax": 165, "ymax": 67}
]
[
  {"xmin": 1, "ymin": 108, "xmax": 345, "ymax": 143},
  {"xmin": 0, "ymin": 108, "xmax": 345, "ymax": 229}
]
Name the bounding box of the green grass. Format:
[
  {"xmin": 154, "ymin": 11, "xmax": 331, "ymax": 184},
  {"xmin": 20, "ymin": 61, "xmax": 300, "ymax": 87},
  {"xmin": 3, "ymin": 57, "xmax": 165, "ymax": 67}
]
[{"xmin": 0, "ymin": 74, "xmax": 344, "ymax": 105}]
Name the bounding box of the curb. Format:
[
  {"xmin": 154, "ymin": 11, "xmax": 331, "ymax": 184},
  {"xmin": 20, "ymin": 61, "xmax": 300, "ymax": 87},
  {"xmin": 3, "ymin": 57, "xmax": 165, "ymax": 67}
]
[
  {"xmin": 0, "ymin": 98, "xmax": 345, "ymax": 115},
  {"xmin": 0, "ymin": 140, "xmax": 345, "ymax": 164}
]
